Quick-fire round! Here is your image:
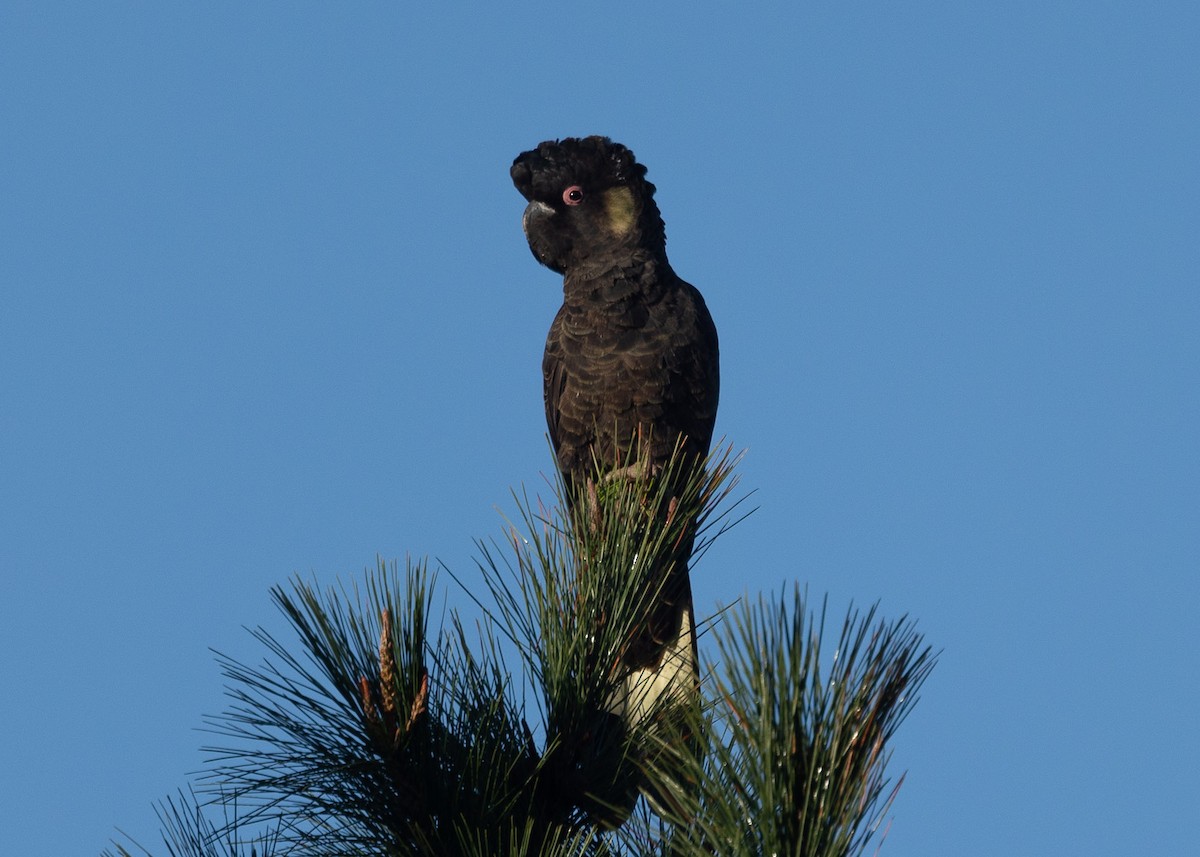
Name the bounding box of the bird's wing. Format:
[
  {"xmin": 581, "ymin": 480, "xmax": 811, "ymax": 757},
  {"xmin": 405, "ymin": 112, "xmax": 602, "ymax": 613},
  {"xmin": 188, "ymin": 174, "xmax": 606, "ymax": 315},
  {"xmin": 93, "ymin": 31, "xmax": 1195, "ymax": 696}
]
[{"xmin": 542, "ymin": 309, "xmax": 569, "ymax": 470}]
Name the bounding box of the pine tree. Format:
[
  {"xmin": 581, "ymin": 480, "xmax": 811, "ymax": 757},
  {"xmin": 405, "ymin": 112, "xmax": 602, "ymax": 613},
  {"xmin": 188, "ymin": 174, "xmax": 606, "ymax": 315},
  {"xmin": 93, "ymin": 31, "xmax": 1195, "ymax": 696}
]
[{"xmin": 106, "ymin": 449, "xmax": 935, "ymax": 857}]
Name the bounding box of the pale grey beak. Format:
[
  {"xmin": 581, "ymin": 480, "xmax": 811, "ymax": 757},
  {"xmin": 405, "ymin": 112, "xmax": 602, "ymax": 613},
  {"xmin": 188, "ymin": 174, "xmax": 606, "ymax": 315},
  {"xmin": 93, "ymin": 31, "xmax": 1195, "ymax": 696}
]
[{"xmin": 522, "ymin": 199, "xmax": 554, "ymax": 237}]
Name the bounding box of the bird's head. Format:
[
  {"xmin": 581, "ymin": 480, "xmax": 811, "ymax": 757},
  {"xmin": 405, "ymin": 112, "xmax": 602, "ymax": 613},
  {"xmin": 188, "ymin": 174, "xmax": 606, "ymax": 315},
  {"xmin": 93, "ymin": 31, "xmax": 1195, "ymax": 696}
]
[{"xmin": 511, "ymin": 136, "xmax": 666, "ymax": 276}]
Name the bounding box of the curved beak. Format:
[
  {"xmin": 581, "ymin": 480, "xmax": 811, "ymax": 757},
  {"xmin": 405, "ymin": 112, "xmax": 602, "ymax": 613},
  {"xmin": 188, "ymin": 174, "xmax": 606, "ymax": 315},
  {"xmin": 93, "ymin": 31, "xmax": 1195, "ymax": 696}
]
[{"xmin": 522, "ymin": 200, "xmax": 555, "ymax": 238}]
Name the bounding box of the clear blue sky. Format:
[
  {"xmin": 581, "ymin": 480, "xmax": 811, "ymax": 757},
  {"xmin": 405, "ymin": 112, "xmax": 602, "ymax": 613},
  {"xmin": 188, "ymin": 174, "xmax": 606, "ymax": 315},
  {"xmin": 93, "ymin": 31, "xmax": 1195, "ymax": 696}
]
[{"xmin": 3, "ymin": 2, "xmax": 1197, "ymax": 854}]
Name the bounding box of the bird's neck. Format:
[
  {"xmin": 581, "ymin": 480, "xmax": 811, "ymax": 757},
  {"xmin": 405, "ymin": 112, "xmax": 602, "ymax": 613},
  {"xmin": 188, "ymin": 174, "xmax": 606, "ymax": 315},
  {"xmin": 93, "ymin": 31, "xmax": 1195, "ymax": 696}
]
[{"xmin": 562, "ymin": 253, "xmax": 672, "ymax": 305}]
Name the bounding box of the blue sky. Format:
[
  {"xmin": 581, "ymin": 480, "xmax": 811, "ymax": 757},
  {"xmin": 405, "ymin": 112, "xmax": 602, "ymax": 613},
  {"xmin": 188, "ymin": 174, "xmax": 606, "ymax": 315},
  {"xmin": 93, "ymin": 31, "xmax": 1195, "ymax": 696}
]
[{"xmin": 2, "ymin": 2, "xmax": 1197, "ymax": 854}]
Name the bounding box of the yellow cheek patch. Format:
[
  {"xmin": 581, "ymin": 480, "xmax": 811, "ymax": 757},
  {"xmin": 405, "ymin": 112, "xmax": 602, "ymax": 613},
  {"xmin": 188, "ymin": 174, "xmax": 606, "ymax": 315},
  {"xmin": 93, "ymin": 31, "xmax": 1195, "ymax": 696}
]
[{"xmin": 602, "ymin": 186, "xmax": 637, "ymax": 238}]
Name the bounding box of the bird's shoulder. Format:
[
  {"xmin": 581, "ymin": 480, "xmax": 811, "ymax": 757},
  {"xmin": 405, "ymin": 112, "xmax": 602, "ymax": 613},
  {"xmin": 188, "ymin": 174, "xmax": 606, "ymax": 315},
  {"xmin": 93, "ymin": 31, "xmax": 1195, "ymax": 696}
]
[{"xmin": 552, "ymin": 267, "xmax": 712, "ymax": 349}]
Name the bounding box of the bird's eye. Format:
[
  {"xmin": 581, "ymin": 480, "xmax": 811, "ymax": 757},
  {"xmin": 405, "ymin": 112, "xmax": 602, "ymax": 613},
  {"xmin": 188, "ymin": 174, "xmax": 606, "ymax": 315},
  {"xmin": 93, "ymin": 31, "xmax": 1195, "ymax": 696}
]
[{"xmin": 563, "ymin": 186, "xmax": 584, "ymax": 205}]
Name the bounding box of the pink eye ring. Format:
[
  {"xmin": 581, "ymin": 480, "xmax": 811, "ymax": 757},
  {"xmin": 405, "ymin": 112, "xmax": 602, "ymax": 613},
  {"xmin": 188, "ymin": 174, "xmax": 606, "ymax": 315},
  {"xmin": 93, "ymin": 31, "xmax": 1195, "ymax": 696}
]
[{"xmin": 563, "ymin": 185, "xmax": 584, "ymax": 205}]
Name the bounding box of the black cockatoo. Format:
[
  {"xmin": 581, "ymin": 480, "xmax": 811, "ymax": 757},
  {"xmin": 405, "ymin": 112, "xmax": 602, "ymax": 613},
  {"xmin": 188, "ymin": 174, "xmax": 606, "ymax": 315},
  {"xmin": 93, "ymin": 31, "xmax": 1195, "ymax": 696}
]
[{"xmin": 511, "ymin": 136, "xmax": 719, "ymax": 729}]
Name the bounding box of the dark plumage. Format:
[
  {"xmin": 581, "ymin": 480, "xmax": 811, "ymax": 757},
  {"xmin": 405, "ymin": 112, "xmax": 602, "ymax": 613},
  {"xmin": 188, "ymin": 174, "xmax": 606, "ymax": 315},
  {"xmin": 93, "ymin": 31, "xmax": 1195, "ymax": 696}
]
[{"xmin": 511, "ymin": 136, "xmax": 719, "ymax": 725}]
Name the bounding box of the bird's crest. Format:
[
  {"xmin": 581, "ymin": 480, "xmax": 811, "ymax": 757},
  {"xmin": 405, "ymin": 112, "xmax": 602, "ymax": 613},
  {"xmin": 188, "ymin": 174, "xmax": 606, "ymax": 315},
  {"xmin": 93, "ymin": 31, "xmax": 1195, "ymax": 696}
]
[{"xmin": 513, "ymin": 135, "xmax": 655, "ymax": 198}]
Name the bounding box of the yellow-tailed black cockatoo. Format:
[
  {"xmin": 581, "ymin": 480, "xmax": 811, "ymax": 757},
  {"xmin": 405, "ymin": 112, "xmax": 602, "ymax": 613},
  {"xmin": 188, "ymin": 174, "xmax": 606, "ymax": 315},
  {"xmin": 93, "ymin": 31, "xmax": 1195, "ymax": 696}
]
[{"xmin": 511, "ymin": 135, "xmax": 719, "ymax": 730}]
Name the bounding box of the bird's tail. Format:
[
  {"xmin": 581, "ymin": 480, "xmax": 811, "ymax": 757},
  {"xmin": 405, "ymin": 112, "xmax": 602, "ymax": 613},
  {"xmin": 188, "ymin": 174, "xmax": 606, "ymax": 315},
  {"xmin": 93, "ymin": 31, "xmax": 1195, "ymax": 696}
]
[
  {"xmin": 601, "ymin": 574, "xmax": 701, "ymax": 825},
  {"xmin": 605, "ymin": 588, "xmax": 698, "ymax": 729}
]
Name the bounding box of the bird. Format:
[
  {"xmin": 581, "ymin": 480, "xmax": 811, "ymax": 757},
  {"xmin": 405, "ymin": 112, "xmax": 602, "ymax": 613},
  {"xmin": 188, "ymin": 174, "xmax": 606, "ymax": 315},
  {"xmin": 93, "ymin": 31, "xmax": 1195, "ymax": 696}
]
[{"xmin": 510, "ymin": 136, "xmax": 720, "ymax": 734}]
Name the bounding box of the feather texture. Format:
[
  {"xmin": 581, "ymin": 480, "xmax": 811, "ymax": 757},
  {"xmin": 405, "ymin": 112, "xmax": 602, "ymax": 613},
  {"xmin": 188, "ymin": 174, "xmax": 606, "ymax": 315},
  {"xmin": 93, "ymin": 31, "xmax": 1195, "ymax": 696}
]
[{"xmin": 512, "ymin": 136, "xmax": 719, "ymax": 723}]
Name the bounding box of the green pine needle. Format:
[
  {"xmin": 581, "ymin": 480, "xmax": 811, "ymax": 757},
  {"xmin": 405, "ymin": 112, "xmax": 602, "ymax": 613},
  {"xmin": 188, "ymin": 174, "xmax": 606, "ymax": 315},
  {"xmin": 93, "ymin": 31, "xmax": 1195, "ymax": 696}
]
[
  {"xmin": 638, "ymin": 588, "xmax": 938, "ymax": 857},
  {"xmin": 108, "ymin": 448, "xmax": 934, "ymax": 857}
]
